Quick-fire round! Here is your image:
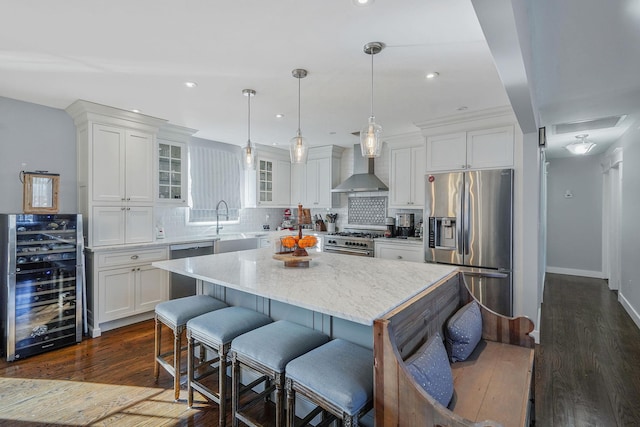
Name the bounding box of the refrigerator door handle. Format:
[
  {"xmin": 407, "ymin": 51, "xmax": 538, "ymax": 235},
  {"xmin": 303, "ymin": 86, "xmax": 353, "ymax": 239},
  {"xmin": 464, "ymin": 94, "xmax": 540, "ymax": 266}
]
[
  {"xmin": 464, "ymin": 271, "xmax": 509, "ymax": 279},
  {"xmin": 464, "ymin": 177, "xmax": 471, "ymax": 256},
  {"xmin": 456, "ymin": 181, "xmax": 464, "ymax": 255}
]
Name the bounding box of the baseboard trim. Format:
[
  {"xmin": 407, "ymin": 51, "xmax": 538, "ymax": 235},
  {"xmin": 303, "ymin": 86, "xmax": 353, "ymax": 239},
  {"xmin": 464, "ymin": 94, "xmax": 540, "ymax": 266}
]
[
  {"xmin": 546, "ymin": 266, "xmax": 605, "ymax": 279},
  {"xmin": 619, "ymin": 292, "xmax": 640, "ymax": 331}
]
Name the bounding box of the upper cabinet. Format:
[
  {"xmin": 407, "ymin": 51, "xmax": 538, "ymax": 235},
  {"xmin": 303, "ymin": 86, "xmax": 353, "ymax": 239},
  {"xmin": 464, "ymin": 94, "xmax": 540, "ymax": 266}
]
[
  {"xmin": 426, "ymin": 125, "xmax": 514, "ymax": 172},
  {"xmin": 156, "ymin": 124, "xmax": 196, "ymax": 206},
  {"xmin": 291, "ymin": 145, "xmax": 344, "ymax": 209},
  {"xmin": 66, "ymin": 100, "xmax": 167, "ymax": 247},
  {"xmin": 91, "ymin": 125, "xmax": 154, "ymax": 204},
  {"xmin": 245, "ymin": 146, "xmax": 291, "ymax": 208},
  {"xmin": 388, "ymin": 134, "xmax": 426, "ymax": 209}
]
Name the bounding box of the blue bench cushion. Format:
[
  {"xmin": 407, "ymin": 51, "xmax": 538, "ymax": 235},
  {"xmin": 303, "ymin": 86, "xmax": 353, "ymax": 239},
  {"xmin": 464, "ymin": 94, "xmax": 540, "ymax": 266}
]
[
  {"xmin": 405, "ymin": 332, "xmax": 454, "ymax": 408},
  {"xmin": 155, "ymin": 295, "xmax": 228, "ymax": 327},
  {"xmin": 231, "ymin": 320, "xmax": 329, "ymax": 372},
  {"xmin": 187, "ymin": 306, "xmax": 272, "ymax": 345},
  {"xmin": 285, "ymin": 339, "xmax": 373, "ymax": 416},
  {"xmin": 446, "ymin": 300, "xmax": 483, "ymax": 362}
]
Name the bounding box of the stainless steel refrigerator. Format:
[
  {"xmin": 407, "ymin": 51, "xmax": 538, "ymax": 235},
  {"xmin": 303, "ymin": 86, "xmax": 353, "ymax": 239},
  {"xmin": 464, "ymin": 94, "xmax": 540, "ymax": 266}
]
[
  {"xmin": 425, "ymin": 169, "xmax": 513, "ymax": 316},
  {"xmin": 0, "ymin": 214, "xmax": 84, "ymax": 361}
]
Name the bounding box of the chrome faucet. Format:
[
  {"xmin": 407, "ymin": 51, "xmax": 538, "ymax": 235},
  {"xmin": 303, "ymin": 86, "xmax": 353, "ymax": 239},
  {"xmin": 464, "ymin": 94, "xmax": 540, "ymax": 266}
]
[{"xmin": 215, "ymin": 199, "xmax": 229, "ymax": 235}]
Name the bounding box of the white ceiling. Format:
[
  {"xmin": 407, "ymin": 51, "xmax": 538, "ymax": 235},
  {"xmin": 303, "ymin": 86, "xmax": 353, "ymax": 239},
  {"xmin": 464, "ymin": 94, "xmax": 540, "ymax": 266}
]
[
  {"xmin": 526, "ymin": 0, "xmax": 640, "ymax": 158},
  {"xmin": 4, "ymin": 1, "xmax": 638, "ymax": 160},
  {"xmin": 0, "ymin": 0, "xmax": 511, "ymax": 150}
]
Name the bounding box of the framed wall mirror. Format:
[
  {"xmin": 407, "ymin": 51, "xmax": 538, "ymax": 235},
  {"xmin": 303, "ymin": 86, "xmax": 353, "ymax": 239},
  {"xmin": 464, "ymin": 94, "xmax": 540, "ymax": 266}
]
[{"xmin": 22, "ymin": 172, "xmax": 60, "ymax": 214}]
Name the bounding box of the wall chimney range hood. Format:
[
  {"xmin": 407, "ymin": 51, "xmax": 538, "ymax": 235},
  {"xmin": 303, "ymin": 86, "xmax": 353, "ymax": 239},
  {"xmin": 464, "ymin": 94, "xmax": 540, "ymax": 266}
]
[{"xmin": 332, "ymin": 144, "xmax": 388, "ymax": 193}]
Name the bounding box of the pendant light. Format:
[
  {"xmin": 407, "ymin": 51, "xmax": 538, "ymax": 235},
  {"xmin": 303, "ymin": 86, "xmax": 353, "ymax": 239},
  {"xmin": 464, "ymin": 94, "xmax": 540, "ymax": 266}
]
[
  {"xmin": 290, "ymin": 68, "xmax": 309, "ymax": 164},
  {"xmin": 361, "ymin": 41, "xmax": 385, "ymax": 158},
  {"xmin": 565, "ymin": 134, "xmax": 596, "ymax": 155},
  {"xmin": 242, "ymin": 89, "xmax": 257, "ymax": 170}
]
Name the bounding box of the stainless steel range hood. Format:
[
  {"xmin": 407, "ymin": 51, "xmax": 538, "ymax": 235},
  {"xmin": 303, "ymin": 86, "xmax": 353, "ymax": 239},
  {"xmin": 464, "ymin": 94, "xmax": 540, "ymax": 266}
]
[{"xmin": 332, "ymin": 144, "xmax": 388, "ymax": 193}]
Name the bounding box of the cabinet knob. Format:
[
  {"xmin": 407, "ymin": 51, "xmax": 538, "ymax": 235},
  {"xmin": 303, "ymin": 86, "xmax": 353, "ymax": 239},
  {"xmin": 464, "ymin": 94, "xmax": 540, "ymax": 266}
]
[
  {"xmin": 461, "ymin": 165, "xmax": 466, "ymax": 169},
  {"xmin": 467, "ymin": 164, "xmax": 471, "ymax": 169},
  {"xmin": 121, "ymin": 198, "xmax": 126, "ymax": 201},
  {"xmin": 130, "ymin": 255, "xmax": 139, "ymax": 260},
  {"xmin": 127, "ymin": 197, "xmax": 131, "ymax": 201},
  {"xmin": 121, "ymin": 207, "xmax": 125, "ymax": 211},
  {"xmin": 397, "ymin": 256, "xmax": 403, "ymax": 259},
  {"xmin": 126, "ymin": 207, "xmax": 131, "ymax": 210},
  {"xmin": 132, "ymin": 268, "xmax": 136, "ymax": 272}
]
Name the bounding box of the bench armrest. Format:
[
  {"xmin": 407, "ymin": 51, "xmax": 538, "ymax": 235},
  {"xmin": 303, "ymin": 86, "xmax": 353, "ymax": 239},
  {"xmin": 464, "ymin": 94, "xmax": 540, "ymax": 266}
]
[{"xmin": 478, "ymin": 304, "xmax": 535, "ymax": 349}]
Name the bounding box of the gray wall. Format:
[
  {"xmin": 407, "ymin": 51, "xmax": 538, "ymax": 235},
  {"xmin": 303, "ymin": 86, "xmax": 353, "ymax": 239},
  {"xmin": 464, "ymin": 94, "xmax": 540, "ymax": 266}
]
[
  {"xmin": 0, "ymin": 97, "xmax": 76, "ymax": 213},
  {"xmin": 620, "ymin": 124, "xmax": 640, "ymax": 325},
  {"xmin": 546, "ymin": 155, "xmax": 603, "ymax": 273}
]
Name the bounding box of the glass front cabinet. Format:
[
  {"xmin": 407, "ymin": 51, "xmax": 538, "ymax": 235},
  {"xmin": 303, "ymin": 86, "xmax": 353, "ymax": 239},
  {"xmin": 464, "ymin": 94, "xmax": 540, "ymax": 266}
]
[{"xmin": 156, "ymin": 124, "xmax": 196, "ymax": 206}]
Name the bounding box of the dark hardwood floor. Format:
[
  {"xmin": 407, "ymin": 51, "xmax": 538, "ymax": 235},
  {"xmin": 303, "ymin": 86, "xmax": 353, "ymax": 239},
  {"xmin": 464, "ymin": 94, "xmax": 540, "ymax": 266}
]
[
  {"xmin": 1, "ymin": 273, "xmax": 640, "ymax": 426},
  {"xmin": 536, "ymin": 273, "xmax": 640, "ymax": 427}
]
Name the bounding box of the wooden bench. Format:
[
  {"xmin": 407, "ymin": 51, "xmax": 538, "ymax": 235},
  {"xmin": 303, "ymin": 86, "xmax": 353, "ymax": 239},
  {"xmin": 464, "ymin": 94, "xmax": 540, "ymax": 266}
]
[{"xmin": 374, "ymin": 271, "xmax": 535, "ymax": 427}]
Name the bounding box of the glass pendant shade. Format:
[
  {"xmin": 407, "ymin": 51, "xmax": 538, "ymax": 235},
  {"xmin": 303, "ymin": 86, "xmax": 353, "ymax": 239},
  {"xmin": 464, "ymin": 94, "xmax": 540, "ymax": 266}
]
[
  {"xmin": 290, "ymin": 131, "xmax": 309, "ymax": 164},
  {"xmin": 361, "ymin": 116, "xmax": 383, "ymax": 158},
  {"xmin": 565, "ymin": 134, "xmax": 596, "ymax": 155},
  {"xmin": 243, "ymin": 143, "xmax": 256, "ymax": 169}
]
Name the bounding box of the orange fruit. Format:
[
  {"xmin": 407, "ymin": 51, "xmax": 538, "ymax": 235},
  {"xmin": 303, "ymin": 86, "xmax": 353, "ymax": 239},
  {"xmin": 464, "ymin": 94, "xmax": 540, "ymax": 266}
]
[{"xmin": 281, "ymin": 236, "xmax": 296, "ymax": 248}]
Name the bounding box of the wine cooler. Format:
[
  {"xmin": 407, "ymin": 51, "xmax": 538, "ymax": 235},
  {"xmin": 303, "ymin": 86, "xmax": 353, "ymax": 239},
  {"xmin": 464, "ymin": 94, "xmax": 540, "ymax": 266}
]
[{"xmin": 0, "ymin": 214, "xmax": 84, "ymax": 361}]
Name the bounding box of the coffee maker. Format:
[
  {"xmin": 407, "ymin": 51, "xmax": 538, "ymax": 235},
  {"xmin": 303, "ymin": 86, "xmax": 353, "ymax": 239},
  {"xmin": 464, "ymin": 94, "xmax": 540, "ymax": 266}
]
[
  {"xmin": 396, "ymin": 213, "xmax": 415, "ymax": 238},
  {"xmin": 384, "ymin": 217, "xmax": 395, "ymax": 238}
]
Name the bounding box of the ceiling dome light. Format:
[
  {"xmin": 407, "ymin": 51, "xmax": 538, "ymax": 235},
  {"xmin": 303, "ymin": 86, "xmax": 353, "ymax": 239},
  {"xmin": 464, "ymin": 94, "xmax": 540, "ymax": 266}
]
[
  {"xmin": 185, "ymin": 81, "xmax": 198, "ymax": 88},
  {"xmin": 565, "ymin": 134, "xmax": 596, "ymax": 155},
  {"xmin": 361, "ymin": 41, "xmax": 385, "ymax": 158},
  {"xmin": 426, "ymin": 72, "xmax": 439, "ymax": 79},
  {"xmin": 289, "ymin": 68, "xmax": 309, "ymax": 164},
  {"xmin": 353, "ymin": 0, "xmax": 373, "ymax": 6},
  {"xmin": 242, "ymin": 89, "xmax": 257, "ymax": 170}
]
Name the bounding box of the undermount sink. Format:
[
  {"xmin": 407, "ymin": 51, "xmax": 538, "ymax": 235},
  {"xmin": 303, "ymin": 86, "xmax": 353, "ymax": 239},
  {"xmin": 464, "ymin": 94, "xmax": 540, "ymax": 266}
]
[{"xmin": 214, "ymin": 237, "xmax": 259, "ymax": 254}]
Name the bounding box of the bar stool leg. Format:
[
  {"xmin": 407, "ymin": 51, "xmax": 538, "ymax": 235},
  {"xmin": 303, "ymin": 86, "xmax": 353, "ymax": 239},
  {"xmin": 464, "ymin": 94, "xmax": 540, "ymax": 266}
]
[
  {"xmin": 218, "ymin": 345, "xmax": 229, "ymax": 427},
  {"xmin": 187, "ymin": 333, "xmax": 195, "ymax": 408},
  {"xmin": 286, "ymin": 379, "xmax": 295, "ymax": 427},
  {"xmin": 231, "ymin": 354, "xmax": 240, "ymax": 427},
  {"xmin": 173, "ymin": 325, "xmax": 183, "ymax": 401},
  {"xmin": 275, "ymin": 372, "xmax": 284, "ymax": 427},
  {"xmin": 154, "ymin": 315, "xmax": 161, "ymax": 380}
]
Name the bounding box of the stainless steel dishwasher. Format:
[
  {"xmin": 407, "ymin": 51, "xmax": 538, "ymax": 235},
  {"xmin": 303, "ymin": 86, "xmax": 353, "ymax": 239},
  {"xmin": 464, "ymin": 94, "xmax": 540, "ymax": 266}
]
[{"xmin": 169, "ymin": 241, "xmax": 215, "ymax": 299}]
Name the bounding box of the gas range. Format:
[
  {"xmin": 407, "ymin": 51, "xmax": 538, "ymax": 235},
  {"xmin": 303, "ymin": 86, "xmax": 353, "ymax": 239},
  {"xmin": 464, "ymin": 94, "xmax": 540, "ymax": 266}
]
[{"xmin": 323, "ymin": 230, "xmax": 384, "ymax": 257}]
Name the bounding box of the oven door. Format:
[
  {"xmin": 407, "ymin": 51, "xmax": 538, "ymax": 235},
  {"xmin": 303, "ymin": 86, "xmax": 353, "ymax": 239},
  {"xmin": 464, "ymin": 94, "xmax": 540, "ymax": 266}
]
[{"xmin": 324, "ymin": 246, "xmax": 373, "ymax": 257}]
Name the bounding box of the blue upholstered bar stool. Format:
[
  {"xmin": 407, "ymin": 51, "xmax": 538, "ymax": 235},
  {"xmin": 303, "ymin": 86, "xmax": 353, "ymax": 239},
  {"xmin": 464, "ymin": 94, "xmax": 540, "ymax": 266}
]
[
  {"xmin": 187, "ymin": 306, "xmax": 273, "ymax": 427},
  {"xmin": 285, "ymin": 339, "xmax": 374, "ymax": 427},
  {"xmin": 154, "ymin": 295, "xmax": 228, "ymax": 401},
  {"xmin": 230, "ymin": 320, "xmax": 330, "ymax": 427}
]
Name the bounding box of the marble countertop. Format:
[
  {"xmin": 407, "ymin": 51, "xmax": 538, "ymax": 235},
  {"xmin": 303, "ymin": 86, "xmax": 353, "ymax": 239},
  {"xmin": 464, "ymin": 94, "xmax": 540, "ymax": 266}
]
[{"xmin": 152, "ymin": 248, "xmax": 456, "ymax": 325}]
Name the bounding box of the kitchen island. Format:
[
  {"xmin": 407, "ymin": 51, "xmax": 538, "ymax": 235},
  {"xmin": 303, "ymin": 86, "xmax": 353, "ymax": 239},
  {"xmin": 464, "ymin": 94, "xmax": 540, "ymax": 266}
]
[{"xmin": 152, "ymin": 248, "xmax": 456, "ymax": 347}]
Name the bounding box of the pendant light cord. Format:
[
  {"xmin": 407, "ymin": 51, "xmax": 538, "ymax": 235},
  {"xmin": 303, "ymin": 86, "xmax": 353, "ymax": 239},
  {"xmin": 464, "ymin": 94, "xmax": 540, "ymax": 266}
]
[
  {"xmin": 247, "ymin": 91, "xmax": 251, "ymax": 143},
  {"xmin": 297, "ymin": 75, "xmax": 302, "ymax": 135},
  {"xmin": 370, "ymin": 50, "xmax": 374, "ymax": 118}
]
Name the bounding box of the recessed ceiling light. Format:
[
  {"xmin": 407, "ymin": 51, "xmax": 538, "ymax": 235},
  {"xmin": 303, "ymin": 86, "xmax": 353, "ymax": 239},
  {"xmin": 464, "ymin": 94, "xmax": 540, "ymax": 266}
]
[
  {"xmin": 426, "ymin": 72, "xmax": 440, "ymax": 79},
  {"xmin": 272, "ymin": 142, "xmax": 278, "ymax": 146},
  {"xmin": 185, "ymin": 81, "xmax": 198, "ymax": 88},
  {"xmin": 353, "ymin": 0, "xmax": 373, "ymax": 6},
  {"xmin": 275, "ymin": 114, "xmax": 284, "ymax": 119},
  {"xmin": 132, "ymin": 109, "xmax": 141, "ymax": 113}
]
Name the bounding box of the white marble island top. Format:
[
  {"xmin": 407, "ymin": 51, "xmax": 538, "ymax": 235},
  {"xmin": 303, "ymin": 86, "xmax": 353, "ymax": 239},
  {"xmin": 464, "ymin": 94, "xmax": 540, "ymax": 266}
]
[{"xmin": 153, "ymin": 248, "xmax": 457, "ymax": 326}]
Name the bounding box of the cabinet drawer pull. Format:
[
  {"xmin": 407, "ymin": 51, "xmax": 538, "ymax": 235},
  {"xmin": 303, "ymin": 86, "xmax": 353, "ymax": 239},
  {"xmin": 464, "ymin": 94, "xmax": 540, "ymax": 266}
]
[
  {"xmin": 126, "ymin": 207, "xmax": 131, "ymax": 210},
  {"xmin": 397, "ymin": 256, "xmax": 403, "ymax": 259},
  {"xmin": 127, "ymin": 197, "xmax": 131, "ymax": 201},
  {"xmin": 121, "ymin": 207, "xmax": 125, "ymax": 210},
  {"xmin": 130, "ymin": 255, "xmax": 139, "ymax": 260}
]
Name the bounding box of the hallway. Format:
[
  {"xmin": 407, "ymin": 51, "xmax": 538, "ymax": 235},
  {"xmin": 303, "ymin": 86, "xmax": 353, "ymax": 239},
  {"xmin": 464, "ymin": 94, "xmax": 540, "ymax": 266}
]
[{"xmin": 536, "ymin": 273, "xmax": 640, "ymax": 426}]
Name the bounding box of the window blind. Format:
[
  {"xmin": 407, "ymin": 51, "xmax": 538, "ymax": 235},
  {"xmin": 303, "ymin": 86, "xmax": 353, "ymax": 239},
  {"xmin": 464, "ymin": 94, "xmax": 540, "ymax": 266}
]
[{"xmin": 189, "ymin": 143, "xmax": 241, "ymax": 222}]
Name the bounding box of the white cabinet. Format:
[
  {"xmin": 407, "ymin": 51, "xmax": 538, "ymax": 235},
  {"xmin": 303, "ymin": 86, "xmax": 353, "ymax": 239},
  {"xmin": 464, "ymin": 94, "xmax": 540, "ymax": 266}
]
[
  {"xmin": 92, "ymin": 124, "xmax": 155, "ymax": 204},
  {"xmin": 389, "ymin": 144, "xmax": 426, "ymax": 208},
  {"xmin": 426, "ymin": 125, "xmax": 514, "ymax": 172},
  {"xmin": 157, "ymin": 124, "xmax": 196, "ymax": 205},
  {"xmin": 245, "ymin": 147, "xmax": 291, "ymax": 208},
  {"xmin": 92, "ymin": 206, "xmax": 154, "ymax": 246},
  {"xmin": 375, "ymin": 241, "xmax": 424, "ymax": 263},
  {"xmin": 66, "ymin": 100, "xmax": 166, "ymax": 248},
  {"xmin": 89, "ymin": 247, "xmax": 168, "ymax": 336},
  {"xmin": 291, "ymin": 145, "xmax": 343, "ymax": 208}
]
